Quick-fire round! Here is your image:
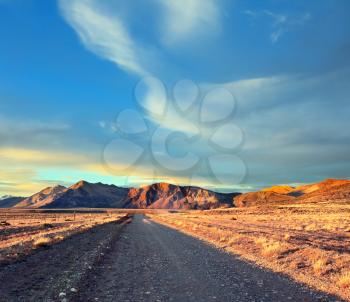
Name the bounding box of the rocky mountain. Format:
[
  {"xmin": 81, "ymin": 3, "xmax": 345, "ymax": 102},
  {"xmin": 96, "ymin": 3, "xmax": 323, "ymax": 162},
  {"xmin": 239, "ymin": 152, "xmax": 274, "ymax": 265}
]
[
  {"xmin": 8, "ymin": 178, "xmax": 350, "ymax": 209},
  {"xmin": 14, "ymin": 185, "xmax": 67, "ymax": 208},
  {"xmin": 42, "ymin": 181, "xmax": 129, "ymax": 208},
  {"xmin": 11, "ymin": 181, "xmax": 237, "ymax": 209},
  {"xmin": 0, "ymin": 196, "xmax": 25, "ymax": 208},
  {"xmin": 125, "ymin": 182, "xmax": 238, "ymax": 209},
  {"xmin": 234, "ymin": 179, "xmax": 350, "ymax": 207},
  {"xmin": 14, "ymin": 181, "xmax": 129, "ymax": 209}
]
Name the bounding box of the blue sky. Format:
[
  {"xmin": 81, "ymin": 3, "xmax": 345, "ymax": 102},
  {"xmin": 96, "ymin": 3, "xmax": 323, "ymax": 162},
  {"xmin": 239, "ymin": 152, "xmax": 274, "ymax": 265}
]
[{"xmin": 0, "ymin": 0, "xmax": 350, "ymax": 196}]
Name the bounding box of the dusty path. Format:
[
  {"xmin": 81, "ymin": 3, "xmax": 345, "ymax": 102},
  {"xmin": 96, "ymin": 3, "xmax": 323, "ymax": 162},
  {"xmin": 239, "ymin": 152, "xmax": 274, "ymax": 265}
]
[
  {"xmin": 0, "ymin": 217, "xmax": 129, "ymax": 302},
  {"xmin": 75, "ymin": 215, "xmax": 343, "ymax": 302}
]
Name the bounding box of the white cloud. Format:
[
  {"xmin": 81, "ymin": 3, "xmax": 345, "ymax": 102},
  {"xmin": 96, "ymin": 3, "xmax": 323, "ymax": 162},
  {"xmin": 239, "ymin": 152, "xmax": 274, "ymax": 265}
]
[
  {"xmin": 59, "ymin": 0, "xmax": 149, "ymax": 77},
  {"xmin": 156, "ymin": 0, "xmax": 221, "ymax": 45},
  {"xmin": 245, "ymin": 9, "xmax": 311, "ymax": 43},
  {"xmin": 59, "ymin": 0, "xmax": 223, "ymax": 76},
  {"xmin": 135, "ymin": 77, "xmax": 200, "ymax": 134}
]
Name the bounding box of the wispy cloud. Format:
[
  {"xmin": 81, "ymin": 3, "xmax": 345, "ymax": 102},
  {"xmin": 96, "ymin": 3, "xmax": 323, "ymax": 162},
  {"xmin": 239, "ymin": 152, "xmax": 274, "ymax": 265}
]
[
  {"xmin": 0, "ymin": 115, "xmax": 70, "ymax": 149},
  {"xmin": 59, "ymin": 0, "xmax": 149, "ymax": 77},
  {"xmin": 245, "ymin": 9, "xmax": 311, "ymax": 43},
  {"xmin": 217, "ymin": 68, "xmax": 350, "ymax": 185},
  {"xmin": 156, "ymin": 0, "xmax": 222, "ymax": 45},
  {"xmin": 59, "ymin": 0, "xmax": 222, "ymax": 76},
  {"xmin": 0, "ymin": 147, "xmax": 91, "ymax": 167}
]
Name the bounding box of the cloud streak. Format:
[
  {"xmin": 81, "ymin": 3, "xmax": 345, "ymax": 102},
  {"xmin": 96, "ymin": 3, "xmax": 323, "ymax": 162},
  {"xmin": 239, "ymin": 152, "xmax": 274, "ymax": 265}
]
[
  {"xmin": 59, "ymin": 0, "xmax": 149, "ymax": 77},
  {"xmin": 245, "ymin": 9, "xmax": 311, "ymax": 42}
]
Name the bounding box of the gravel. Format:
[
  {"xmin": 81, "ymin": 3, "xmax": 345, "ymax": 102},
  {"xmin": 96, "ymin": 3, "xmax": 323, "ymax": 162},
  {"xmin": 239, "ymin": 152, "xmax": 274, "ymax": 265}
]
[{"xmin": 74, "ymin": 215, "xmax": 343, "ymax": 302}]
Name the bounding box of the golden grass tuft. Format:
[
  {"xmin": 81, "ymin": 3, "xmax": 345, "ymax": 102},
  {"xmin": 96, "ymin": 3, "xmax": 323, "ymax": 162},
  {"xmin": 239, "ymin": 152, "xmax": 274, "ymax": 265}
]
[
  {"xmin": 338, "ymin": 271, "xmax": 350, "ymax": 288},
  {"xmin": 254, "ymin": 237, "xmax": 288, "ymax": 257},
  {"xmin": 54, "ymin": 234, "xmax": 65, "ymax": 242},
  {"xmin": 261, "ymin": 241, "xmax": 285, "ymax": 257},
  {"xmin": 284, "ymin": 233, "xmax": 291, "ymax": 240},
  {"xmin": 33, "ymin": 236, "xmax": 52, "ymax": 247},
  {"xmin": 312, "ymin": 258, "xmax": 329, "ymax": 276}
]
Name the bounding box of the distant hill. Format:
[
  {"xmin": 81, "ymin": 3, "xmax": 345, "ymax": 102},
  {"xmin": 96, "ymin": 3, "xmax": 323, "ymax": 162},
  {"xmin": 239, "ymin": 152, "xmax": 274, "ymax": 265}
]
[
  {"xmin": 234, "ymin": 179, "xmax": 350, "ymax": 207},
  {"xmin": 234, "ymin": 191, "xmax": 295, "ymax": 207},
  {"xmin": 0, "ymin": 196, "xmax": 25, "ymax": 208},
  {"xmin": 11, "ymin": 181, "xmax": 237, "ymax": 209},
  {"xmin": 262, "ymin": 185, "xmax": 294, "ymax": 194},
  {"xmin": 295, "ymin": 179, "xmax": 350, "ymax": 204}
]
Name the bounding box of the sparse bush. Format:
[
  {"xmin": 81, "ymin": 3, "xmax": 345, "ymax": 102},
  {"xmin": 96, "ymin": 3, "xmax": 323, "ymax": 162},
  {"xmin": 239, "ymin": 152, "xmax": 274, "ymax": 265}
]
[
  {"xmin": 219, "ymin": 235, "xmax": 228, "ymax": 243},
  {"xmin": 284, "ymin": 233, "xmax": 291, "ymax": 240},
  {"xmin": 338, "ymin": 271, "xmax": 350, "ymax": 288},
  {"xmin": 312, "ymin": 258, "xmax": 329, "ymax": 276},
  {"xmin": 255, "ymin": 237, "xmax": 286, "ymax": 257},
  {"xmin": 54, "ymin": 235, "xmax": 64, "ymax": 242},
  {"xmin": 33, "ymin": 237, "xmax": 51, "ymax": 247},
  {"xmin": 254, "ymin": 237, "xmax": 268, "ymax": 245},
  {"xmin": 305, "ymin": 223, "xmax": 317, "ymax": 231},
  {"xmin": 261, "ymin": 241, "xmax": 285, "ymax": 257}
]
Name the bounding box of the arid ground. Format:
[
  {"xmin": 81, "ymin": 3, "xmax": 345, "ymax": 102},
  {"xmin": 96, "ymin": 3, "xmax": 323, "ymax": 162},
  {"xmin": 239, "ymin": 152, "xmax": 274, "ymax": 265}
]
[
  {"xmin": 150, "ymin": 203, "xmax": 350, "ymax": 301},
  {"xmin": 0, "ymin": 207, "xmax": 349, "ymax": 301}
]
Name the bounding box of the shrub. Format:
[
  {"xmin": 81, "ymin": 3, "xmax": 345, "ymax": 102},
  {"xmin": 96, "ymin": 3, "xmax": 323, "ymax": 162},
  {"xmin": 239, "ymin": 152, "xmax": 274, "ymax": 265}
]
[
  {"xmin": 255, "ymin": 237, "xmax": 286, "ymax": 257},
  {"xmin": 33, "ymin": 237, "xmax": 51, "ymax": 247},
  {"xmin": 312, "ymin": 258, "xmax": 328, "ymax": 276},
  {"xmin": 338, "ymin": 271, "xmax": 350, "ymax": 288}
]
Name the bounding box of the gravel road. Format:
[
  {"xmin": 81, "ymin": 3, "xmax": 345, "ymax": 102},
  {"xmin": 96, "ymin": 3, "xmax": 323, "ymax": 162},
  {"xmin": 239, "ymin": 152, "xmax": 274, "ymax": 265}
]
[
  {"xmin": 74, "ymin": 215, "xmax": 343, "ymax": 302},
  {"xmin": 0, "ymin": 217, "xmax": 129, "ymax": 302}
]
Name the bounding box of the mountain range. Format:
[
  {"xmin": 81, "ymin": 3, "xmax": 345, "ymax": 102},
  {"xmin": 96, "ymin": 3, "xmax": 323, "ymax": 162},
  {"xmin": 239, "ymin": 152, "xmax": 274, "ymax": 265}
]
[
  {"xmin": 1, "ymin": 178, "xmax": 349, "ymax": 209},
  {"xmin": 234, "ymin": 178, "xmax": 350, "ymax": 207},
  {"xmin": 10, "ymin": 181, "xmax": 239, "ymax": 209}
]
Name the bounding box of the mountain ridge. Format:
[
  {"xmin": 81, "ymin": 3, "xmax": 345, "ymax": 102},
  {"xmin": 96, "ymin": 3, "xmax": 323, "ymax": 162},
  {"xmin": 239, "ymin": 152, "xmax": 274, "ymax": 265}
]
[
  {"xmin": 12, "ymin": 180, "xmax": 237, "ymax": 209},
  {"xmin": 234, "ymin": 178, "xmax": 350, "ymax": 207},
  {"xmin": 4, "ymin": 178, "xmax": 350, "ymax": 209}
]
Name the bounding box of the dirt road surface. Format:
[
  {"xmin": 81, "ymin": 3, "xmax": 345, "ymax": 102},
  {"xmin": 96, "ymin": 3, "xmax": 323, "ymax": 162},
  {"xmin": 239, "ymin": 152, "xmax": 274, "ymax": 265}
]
[
  {"xmin": 0, "ymin": 214, "xmax": 344, "ymax": 302},
  {"xmin": 76, "ymin": 215, "xmax": 342, "ymax": 302},
  {"xmin": 0, "ymin": 217, "xmax": 129, "ymax": 302}
]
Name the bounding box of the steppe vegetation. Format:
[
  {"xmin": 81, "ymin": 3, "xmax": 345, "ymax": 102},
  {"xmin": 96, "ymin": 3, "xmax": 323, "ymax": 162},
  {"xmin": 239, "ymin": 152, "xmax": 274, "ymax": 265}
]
[
  {"xmin": 149, "ymin": 203, "xmax": 350, "ymax": 300},
  {"xmin": 0, "ymin": 208, "xmax": 126, "ymax": 264}
]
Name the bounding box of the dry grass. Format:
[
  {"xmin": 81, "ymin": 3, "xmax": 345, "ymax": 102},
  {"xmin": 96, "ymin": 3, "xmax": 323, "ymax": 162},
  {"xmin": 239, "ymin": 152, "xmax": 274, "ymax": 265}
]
[
  {"xmin": 0, "ymin": 209, "xmax": 127, "ymax": 263},
  {"xmin": 312, "ymin": 257, "xmax": 330, "ymax": 276},
  {"xmin": 33, "ymin": 236, "xmax": 52, "ymax": 247},
  {"xmin": 149, "ymin": 203, "xmax": 350, "ymax": 301},
  {"xmin": 255, "ymin": 237, "xmax": 289, "ymax": 257},
  {"xmin": 339, "ymin": 272, "xmax": 350, "ymax": 289}
]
